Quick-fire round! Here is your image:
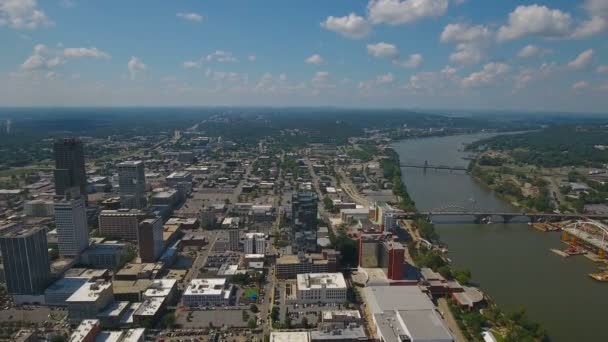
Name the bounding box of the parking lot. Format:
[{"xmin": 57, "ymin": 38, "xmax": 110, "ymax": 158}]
[{"xmin": 177, "ymin": 309, "xmax": 249, "ymax": 328}]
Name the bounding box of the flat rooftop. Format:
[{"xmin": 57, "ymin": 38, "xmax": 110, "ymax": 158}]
[
  {"xmin": 184, "ymin": 278, "xmax": 227, "ymax": 296},
  {"xmin": 270, "ymin": 332, "xmax": 310, "ymax": 342},
  {"xmin": 66, "ymin": 281, "xmax": 112, "ymax": 303},
  {"xmin": 297, "ymin": 273, "xmax": 346, "ymax": 290}
]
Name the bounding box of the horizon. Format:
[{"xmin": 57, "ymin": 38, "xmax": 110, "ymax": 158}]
[{"xmin": 1, "ymin": 0, "xmax": 607, "ymax": 112}]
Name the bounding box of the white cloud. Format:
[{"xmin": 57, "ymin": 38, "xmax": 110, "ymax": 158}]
[
  {"xmin": 440, "ymin": 23, "xmax": 493, "ymax": 65},
  {"xmin": 572, "ymin": 80, "xmax": 589, "ymax": 92},
  {"xmin": 517, "ymin": 44, "xmax": 551, "ymax": 58},
  {"xmin": 568, "ymin": 49, "xmax": 594, "ymax": 70},
  {"xmin": 183, "ymin": 61, "xmax": 201, "ymax": 69},
  {"xmin": 461, "ymin": 62, "xmax": 510, "ymax": 88},
  {"xmin": 514, "ymin": 62, "xmax": 558, "ymax": 89},
  {"xmin": 572, "ymin": 16, "xmax": 608, "ymax": 38},
  {"xmin": 0, "ymin": 0, "xmax": 53, "ymax": 29},
  {"xmin": 367, "ymin": 42, "xmax": 399, "ymax": 59},
  {"xmin": 206, "ymin": 50, "xmax": 237, "ymax": 63},
  {"xmin": 305, "ymin": 54, "xmax": 324, "ymax": 65},
  {"xmin": 177, "ymin": 12, "xmax": 203, "ymax": 23},
  {"xmin": 367, "ymin": 0, "xmax": 449, "ymax": 26},
  {"xmin": 597, "ymin": 65, "xmax": 608, "ymax": 73},
  {"xmin": 404, "ymin": 65, "xmax": 459, "ymax": 94},
  {"xmin": 394, "ymin": 53, "xmax": 423, "ymax": 68},
  {"xmin": 20, "ymin": 44, "xmax": 110, "ymax": 72},
  {"xmin": 321, "ymin": 13, "xmax": 371, "ymax": 39},
  {"xmin": 312, "ymin": 71, "xmax": 329, "ymax": 84},
  {"xmin": 248, "ymin": 55, "xmax": 256, "ymax": 62},
  {"xmin": 450, "ymin": 44, "xmax": 484, "ymax": 65},
  {"xmin": 359, "ymin": 72, "xmax": 395, "ymax": 89},
  {"xmin": 128, "ymin": 56, "xmax": 146, "ymax": 80},
  {"xmin": 497, "ymin": 5, "xmax": 572, "ymax": 41},
  {"xmin": 63, "ymin": 47, "xmax": 110, "ymax": 59},
  {"xmin": 440, "ymin": 23, "xmax": 493, "ymax": 43}
]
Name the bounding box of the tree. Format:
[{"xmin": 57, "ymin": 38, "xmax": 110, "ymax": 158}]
[
  {"xmin": 301, "ymin": 316, "xmax": 309, "ymax": 329},
  {"xmin": 250, "ymin": 304, "xmax": 259, "ymax": 313},
  {"xmin": 161, "ymin": 313, "xmax": 176, "ymax": 328},
  {"xmin": 50, "ymin": 336, "xmax": 66, "ymax": 342},
  {"xmin": 248, "ymin": 318, "xmax": 258, "ymax": 329},
  {"xmin": 453, "ymin": 268, "xmax": 472, "ymax": 285}
]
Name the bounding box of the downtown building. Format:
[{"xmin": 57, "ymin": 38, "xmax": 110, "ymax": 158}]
[
  {"xmin": 138, "ymin": 216, "xmax": 164, "ymax": 262},
  {"xmin": 0, "ymin": 225, "xmax": 51, "ymax": 303},
  {"xmin": 358, "ymin": 234, "xmax": 405, "ymax": 281},
  {"xmin": 292, "ymin": 192, "xmax": 319, "ymax": 253},
  {"xmin": 98, "ymin": 209, "xmax": 145, "ymax": 240},
  {"xmin": 117, "ymin": 161, "xmax": 147, "ymax": 210},
  {"xmin": 53, "ymin": 138, "xmax": 88, "ymax": 200},
  {"xmin": 244, "ymin": 232, "xmax": 266, "ymax": 255},
  {"xmin": 54, "ymin": 189, "xmax": 89, "ymax": 257},
  {"xmin": 296, "ymin": 273, "xmax": 347, "ymax": 304}
]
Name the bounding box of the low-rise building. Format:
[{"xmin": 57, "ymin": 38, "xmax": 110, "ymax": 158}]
[
  {"xmin": 80, "ymin": 241, "xmax": 126, "ymax": 269},
  {"xmin": 66, "ymin": 281, "xmax": 114, "ymax": 323},
  {"xmin": 69, "ymin": 319, "xmax": 101, "ymax": 342},
  {"xmin": 275, "ymin": 251, "xmax": 340, "ymax": 279},
  {"xmin": 270, "ymin": 332, "xmax": 310, "ymax": 342},
  {"xmin": 182, "ymin": 278, "xmax": 235, "ymax": 307},
  {"xmin": 143, "ymin": 279, "xmax": 177, "ymax": 303},
  {"xmin": 296, "ymin": 273, "xmax": 347, "ymax": 304}
]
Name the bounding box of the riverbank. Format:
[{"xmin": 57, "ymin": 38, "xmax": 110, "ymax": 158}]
[
  {"xmin": 391, "ymin": 133, "xmax": 608, "ymax": 342},
  {"xmin": 382, "ymin": 145, "xmax": 548, "ymax": 342}
]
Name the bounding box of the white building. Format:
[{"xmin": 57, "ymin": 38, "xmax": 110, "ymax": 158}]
[
  {"xmin": 143, "ymin": 278, "xmax": 177, "ymax": 302},
  {"xmin": 244, "ymin": 232, "xmax": 266, "ymax": 255},
  {"xmin": 182, "ymin": 278, "xmax": 234, "ymax": 307},
  {"xmin": 270, "ymin": 332, "xmax": 310, "ymax": 342},
  {"xmin": 363, "ymin": 285, "xmax": 453, "ymax": 342},
  {"xmin": 296, "ymin": 273, "xmax": 347, "ymax": 304},
  {"xmin": 54, "ymin": 194, "xmax": 89, "ymax": 257},
  {"xmin": 66, "ymin": 281, "xmax": 114, "ymax": 323}
]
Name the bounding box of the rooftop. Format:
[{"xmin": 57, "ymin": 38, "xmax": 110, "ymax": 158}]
[
  {"xmin": 70, "ymin": 319, "xmax": 100, "ymax": 342},
  {"xmin": 297, "ymin": 273, "xmax": 347, "ymax": 290},
  {"xmin": 66, "ymin": 281, "xmax": 112, "ymax": 303},
  {"xmin": 184, "ymin": 278, "xmax": 227, "ymax": 296},
  {"xmin": 270, "ymin": 332, "xmax": 310, "ymax": 342},
  {"xmin": 144, "ymin": 279, "xmax": 177, "ymax": 297},
  {"xmin": 134, "ymin": 297, "xmax": 164, "ymax": 316}
]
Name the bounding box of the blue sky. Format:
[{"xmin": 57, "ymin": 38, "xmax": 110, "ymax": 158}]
[{"xmin": 0, "ymin": 0, "xmax": 607, "ymax": 112}]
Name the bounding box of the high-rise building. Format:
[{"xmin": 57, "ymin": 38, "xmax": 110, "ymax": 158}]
[
  {"xmin": 54, "ymin": 190, "xmax": 89, "ymax": 257},
  {"xmin": 0, "ymin": 226, "xmax": 51, "ymax": 296},
  {"xmin": 54, "ymin": 138, "xmax": 87, "ymax": 199},
  {"xmin": 138, "ymin": 216, "xmax": 164, "ymax": 262},
  {"xmin": 291, "ymin": 192, "xmax": 319, "ymax": 253},
  {"xmin": 228, "ymin": 226, "xmax": 240, "ymax": 251},
  {"xmin": 244, "ymin": 232, "xmax": 266, "ymax": 255},
  {"xmin": 117, "ymin": 161, "xmax": 147, "ymax": 209},
  {"xmin": 98, "ymin": 209, "xmax": 144, "ymax": 240}
]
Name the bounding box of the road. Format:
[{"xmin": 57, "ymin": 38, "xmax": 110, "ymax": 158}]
[{"xmin": 185, "ymin": 231, "xmax": 221, "ymax": 283}]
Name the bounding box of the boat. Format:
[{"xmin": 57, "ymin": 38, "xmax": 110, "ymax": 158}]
[{"xmin": 589, "ymin": 272, "xmax": 608, "ymax": 282}]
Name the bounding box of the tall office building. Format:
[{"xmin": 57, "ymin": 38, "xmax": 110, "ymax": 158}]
[
  {"xmin": 244, "ymin": 232, "xmax": 266, "ymax": 255},
  {"xmin": 0, "ymin": 226, "xmax": 51, "ymax": 297},
  {"xmin": 54, "ymin": 189, "xmax": 89, "ymax": 257},
  {"xmin": 54, "ymin": 138, "xmax": 87, "ymax": 199},
  {"xmin": 228, "ymin": 227, "xmax": 240, "ymax": 251},
  {"xmin": 138, "ymin": 216, "xmax": 164, "ymax": 262},
  {"xmin": 117, "ymin": 161, "xmax": 147, "ymax": 209},
  {"xmin": 98, "ymin": 209, "xmax": 144, "ymax": 240},
  {"xmin": 291, "ymin": 192, "xmax": 319, "ymax": 253}
]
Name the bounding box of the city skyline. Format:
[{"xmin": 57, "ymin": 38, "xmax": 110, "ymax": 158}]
[{"xmin": 0, "ymin": 0, "xmax": 607, "ymax": 112}]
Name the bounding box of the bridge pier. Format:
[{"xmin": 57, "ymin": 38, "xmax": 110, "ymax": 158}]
[
  {"xmin": 501, "ymin": 215, "xmax": 515, "ymax": 223},
  {"xmin": 474, "ymin": 215, "xmax": 492, "ymax": 224}
]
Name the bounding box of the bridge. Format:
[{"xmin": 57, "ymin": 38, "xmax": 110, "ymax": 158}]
[
  {"xmin": 399, "ymin": 160, "xmax": 467, "ymax": 171},
  {"xmin": 402, "ymin": 205, "xmax": 608, "ymax": 224}
]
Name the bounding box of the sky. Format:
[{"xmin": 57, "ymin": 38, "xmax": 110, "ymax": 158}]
[{"xmin": 0, "ymin": 0, "xmax": 607, "ymax": 113}]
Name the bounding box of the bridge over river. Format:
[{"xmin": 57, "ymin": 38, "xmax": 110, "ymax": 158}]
[{"xmin": 402, "ymin": 205, "xmax": 608, "ymax": 224}]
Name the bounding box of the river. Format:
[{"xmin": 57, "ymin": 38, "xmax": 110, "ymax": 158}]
[{"xmin": 392, "ymin": 133, "xmax": 608, "ymax": 342}]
